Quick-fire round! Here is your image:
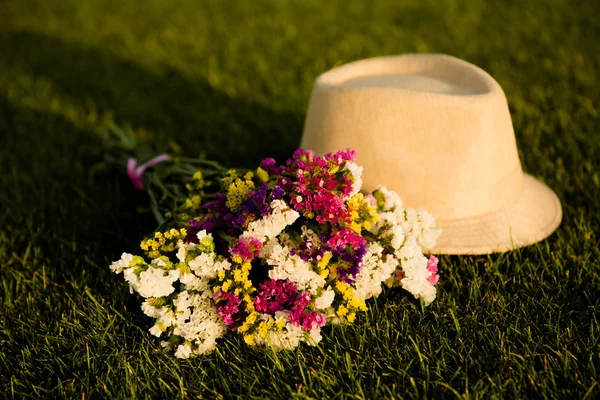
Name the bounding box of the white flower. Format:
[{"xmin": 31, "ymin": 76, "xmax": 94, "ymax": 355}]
[
  {"xmin": 136, "ymin": 267, "xmax": 179, "ymax": 298},
  {"xmin": 266, "ymin": 241, "xmax": 325, "ymax": 295},
  {"xmin": 141, "ymin": 300, "xmax": 161, "ymax": 318},
  {"xmin": 402, "ymin": 208, "xmax": 441, "ymax": 252},
  {"xmin": 376, "ymin": 186, "xmax": 404, "ymax": 211},
  {"xmin": 258, "ymin": 237, "xmax": 279, "ymax": 259},
  {"xmin": 122, "ymin": 267, "xmax": 140, "ymax": 294},
  {"xmin": 148, "ymin": 306, "xmax": 177, "ymax": 338},
  {"xmin": 173, "ymin": 291, "xmax": 193, "ymax": 322},
  {"xmin": 188, "ymin": 253, "xmax": 216, "ymax": 279},
  {"xmin": 196, "ymin": 230, "xmax": 213, "ymax": 244},
  {"xmin": 372, "ymin": 212, "xmax": 405, "ymax": 251},
  {"xmin": 110, "ymin": 253, "xmax": 133, "ymax": 274},
  {"xmin": 176, "ymin": 241, "xmax": 196, "ymax": 263},
  {"xmin": 180, "ymin": 273, "xmax": 209, "ymax": 291},
  {"xmin": 149, "ymin": 324, "xmax": 164, "ymax": 337},
  {"xmin": 353, "ymin": 242, "xmax": 398, "ymax": 301},
  {"xmin": 315, "ymin": 287, "xmax": 335, "ymax": 309},
  {"xmin": 244, "ymin": 199, "xmax": 299, "ymax": 242},
  {"xmin": 396, "ymin": 236, "xmax": 437, "ymax": 305},
  {"xmin": 343, "ymin": 161, "xmax": 363, "ymax": 198},
  {"xmin": 174, "ymin": 344, "xmax": 192, "ymax": 359},
  {"xmin": 170, "ymin": 291, "xmax": 227, "ymax": 356},
  {"xmin": 306, "ymin": 327, "xmax": 323, "ymax": 346},
  {"xmin": 301, "ymin": 226, "xmax": 321, "ymax": 246}
]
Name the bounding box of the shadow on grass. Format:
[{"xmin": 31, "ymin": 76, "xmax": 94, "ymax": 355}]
[
  {"xmin": 0, "ymin": 29, "xmax": 305, "ymax": 291},
  {"xmin": 0, "ymin": 96, "xmax": 153, "ymax": 282},
  {"xmin": 0, "ymin": 29, "xmax": 304, "ymax": 167}
]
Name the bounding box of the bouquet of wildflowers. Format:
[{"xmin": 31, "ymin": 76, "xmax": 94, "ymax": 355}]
[{"xmin": 110, "ymin": 147, "xmax": 441, "ymax": 358}]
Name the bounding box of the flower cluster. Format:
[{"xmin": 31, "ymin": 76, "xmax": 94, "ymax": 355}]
[{"xmin": 111, "ymin": 148, "xmax": 441, "ymax": 357}]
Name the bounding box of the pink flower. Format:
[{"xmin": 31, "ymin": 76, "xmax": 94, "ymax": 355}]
[
  {"xmin": 127, "ymin": 154, "xmax": 172, "ymax": 191},
  {"xmin": 365, "ymin": 194, "xmax": 377, "ymax": 206},
  {"xmin": 426, "ymin": 255, "xmax": 440, "ymax": 285}
]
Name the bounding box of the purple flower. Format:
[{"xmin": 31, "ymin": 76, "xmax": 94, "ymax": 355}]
[{"xmin": 271, "ymin": 185, "xmax": 286, "ymax": 200}]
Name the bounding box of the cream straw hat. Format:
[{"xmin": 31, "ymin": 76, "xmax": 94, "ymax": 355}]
[{"xmin": 301, "ymin": 54, "xmax": 562, "ymax": 255}]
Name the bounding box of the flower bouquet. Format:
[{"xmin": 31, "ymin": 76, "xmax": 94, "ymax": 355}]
[{"xmin": 109, "ymin": 146, "xmax": 441, "ymax": 358}]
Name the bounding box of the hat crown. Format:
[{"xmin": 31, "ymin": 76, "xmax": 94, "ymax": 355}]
[{"xmin": 301, "ymin": 54, "xmax": 523, "ymax": 220}]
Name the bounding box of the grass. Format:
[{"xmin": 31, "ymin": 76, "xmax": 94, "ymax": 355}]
[{"xmin": 0, "ymin": 0, "xmax": 599, "ymax": 397}]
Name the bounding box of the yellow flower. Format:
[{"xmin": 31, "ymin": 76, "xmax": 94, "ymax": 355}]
[
  {"xmin": 225, "ymin": 176, "xmax": 255, "ymax": 212},
  {"xmin": 243, "ymin": 334, "xmax": 255, "ymax": 345},
  {"xmin": 336, "ymin": 281, "xmax": 348, "ymax": 294},
  {"xmin": 275, "ymin": 319, "xmax": 286, "ymax": 331},
  {"xmin": 347, "ymin": 312, "xmax": 356, "ymax": 323},
  {"xmin": 231, "ymin": 254, "xmax": 242, "ymax": 264},
  {"xmin": 350, "ymin": 222, "xmax": 362, "ymax": 233},
  {"xmin": 255, "ymin": 167, "xmax": 269, "ymax": 182},
  {"xmin": 238, "ymin": 312, "xmax": 258, "ymax": 333},
  {"xmin": 336, "ymin": 305, "xmax": 348, "ymax": 317},
  {"xmin": 348, "ymin": 297, "xmax": 364, "ymax": 309},
  {"xmin": 221, "ymin": 169, "xmax": 238, "ymax": 188},
  {"xmin": 222, "ymin": 280, "xmax": 232, "ymax": 292},
  {"xmin": 257, "ymin": 319, "xmax": 276, "ymax": 338},
  {"xmin": 343, "ymin": 287, "xmax": 355, "ymax": 301},
  {"xmin": 233, "ymin": 270, "xmax": 243, "ymax": 282},
  {"xmin": 318, "ymin": 252, "xmax": 332, "ymax": 269},
  {"xmin": 257, "ymin": 321, "xmax": 269, "ymax": 337}
]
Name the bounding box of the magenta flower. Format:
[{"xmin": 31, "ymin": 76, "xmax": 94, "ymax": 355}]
[
  {"xmin": 287, "ymin": 149, "xmax": 359, "ymax": 226},
  {"xmin": 327, "ymin": 228, "xmax": 366, "ymax": 251},
  {"xmin": 254, "ymin": 279, "xmax": 298, "ymax": 314},
  {"xmin": 289, "ymin": 292, "xmax": 326, "ymax": 331},
  {"xmin": 213, "ymin": 291, "xmax": 242, "ymax": 328},
  {"xmin": 230, "ymin": 236, "xmax": 263, "ymax": 261}
]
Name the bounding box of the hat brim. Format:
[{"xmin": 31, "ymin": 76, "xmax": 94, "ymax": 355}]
[{"xmin": 431, "ymin": 174, "xmax": 562, "ymax": 255}]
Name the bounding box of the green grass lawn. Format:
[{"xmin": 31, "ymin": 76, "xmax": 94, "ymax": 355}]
[{"xmin": 1, "ymin": 0, "xmax": 599, "ymax": 398}]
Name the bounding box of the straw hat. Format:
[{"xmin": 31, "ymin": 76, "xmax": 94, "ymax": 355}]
[{"xmin": 301, "ymin": 54, "xmax": 562, "ymax": 255}]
